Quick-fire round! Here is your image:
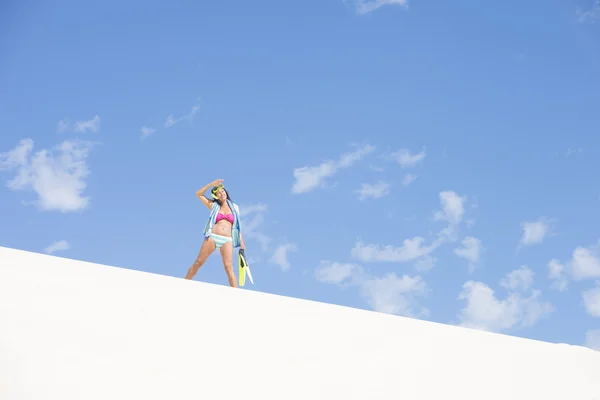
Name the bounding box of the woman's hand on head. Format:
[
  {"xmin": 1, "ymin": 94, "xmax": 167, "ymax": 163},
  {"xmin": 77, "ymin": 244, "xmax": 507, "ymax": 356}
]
[{"xmin": 212, "ymin": 179, "xmax": 224, "ymax": 186}]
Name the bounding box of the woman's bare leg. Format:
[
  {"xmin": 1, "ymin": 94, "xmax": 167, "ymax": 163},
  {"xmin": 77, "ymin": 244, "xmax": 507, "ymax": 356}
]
[
  {"xmin": 220, "ymin": 241, "xmax": 237, "ymax": 287},
  {"xmin": 185, "ymin": 238, "xmax": 216, "ymax": 280}
]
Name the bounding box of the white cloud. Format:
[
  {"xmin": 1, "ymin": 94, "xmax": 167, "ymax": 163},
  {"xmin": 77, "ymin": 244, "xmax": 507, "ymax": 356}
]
[
  {"xmin": 585, "ymin": 329, "xmax": 600, "ymax": 351},
  {"xmin": 57, "ymin": 115, "xmax": 100, "ymax": 134},
  {"xmin": 433, "ymin": 191, "xmax": 468, "ymax": 243},
  {"xmin": 402, "ymin": 173, "xmax": 417, "ymax": 186},
  {"xmin": 391, "ymin": 147, "xmax": 425, "ymax": 168},
  {"xmin": 519, "ymin": 218, "xmax": 552, "ymax": 248},
  {"xmin": 269, "ymin": 243, "xmax": 297, "ymax": 271},
  {"xmin": 354, "ymin": 0, "xmax": 408, "ymax": 14},
  {"xmin": 315, "ymin": 259, "xmax": 428, "ymax": 317},
  {"xmin": 0, "ymin": 138, "xmax": 33, "ymax": 167},
  {"xmin": 570, "ymin": 242, "xmax": 600, "ymax": 280},
  {"xmin": 457, "ymin": 280, "xmax": 553, "ymax": 333},
  {"xmin": 500, "ymin": 266, "xmax": 534, "ymax": 292},
  {"xmin": 292, "ymin": 161, "xmax": 336, "ymax": 194},
  {"xmin": 314, "ymin": 261, "xmax": 364, "ymax": 286},
  {"xmin": 74, "ymin": 116, "xmax": 101, "ymax": 133},
  {"xmin": 359, "ymin": 273, "xmax": 428, "ymax": 317},
  {"xmin": 352, "ymin": 190, "xmax": 469, "ymax": 266},
  {"xmin": 548, "ymin": 259, "xmax": 568, "ymax": 291},
  {"xmin": 0, "ymin": 138, "xmax": 94, "ymax": 213},
  {"xmin": 291, "ymin": 144, "xmax": 375, "ymax": 194},
  {"xmin": 338, "ymin": 145, "xmax": 375, "ymax": 168},
  {"xmin": 453, "ymin": 236, "xmax": 483, "ymax": 271},
  {"xmin": 44, "ymin": 240, "xmax": 69, "ymax": 254},
  {"xmin": 356, "ymin": 181, "xmax": 390, "ymax": 200},
  {"xmin": 165, "ymin": 103, "xmax": 200, "ymax": 128},
  {"xmin": 240, "ymin": 203, "xmax": 268, "ymax": 216},
  {"xmin": 351, "ymin": 236, "xmax": 439, "ymax": 263},
  {"xmin": 582, "ymin": 283, "xmax": 600, "ymax": 317},
  {"xmin": 545, "ymin": 240, "xmax": 600, "ymax": 290},
  {"xmin": 239, "ymin": 203, "xmax": 271, "ymax": 252},
  {"xmin": 457, "ymin": 267, "xmax": 552, "ymax": 333},
  {"xmin": 140, "ymin": 126, "xmax": 156, "ymax": 139},
  {"xmin": 433, "ymin": 191, "xmax": 466, "ymax": 226},
  {"xmin": 577, "ymin": 0, "xmax": 600, "ymax": 23}
]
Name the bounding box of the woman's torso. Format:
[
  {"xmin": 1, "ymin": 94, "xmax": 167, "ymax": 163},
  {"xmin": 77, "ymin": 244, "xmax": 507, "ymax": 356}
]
[{"xmin": 212, "ymin": 202, "xmax": 234, "ymax": 237}]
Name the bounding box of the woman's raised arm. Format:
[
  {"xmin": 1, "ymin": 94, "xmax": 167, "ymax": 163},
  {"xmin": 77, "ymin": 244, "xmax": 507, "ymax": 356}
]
[{"xmin": 195, "ymin": 179, "xmax": 223, "ymax": 210}]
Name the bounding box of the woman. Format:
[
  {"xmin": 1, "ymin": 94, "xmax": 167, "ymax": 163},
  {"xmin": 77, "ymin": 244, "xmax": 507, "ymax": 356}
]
[{"xmin": 185, "ymin": 179, "xmax": 246, "ymax": 287}]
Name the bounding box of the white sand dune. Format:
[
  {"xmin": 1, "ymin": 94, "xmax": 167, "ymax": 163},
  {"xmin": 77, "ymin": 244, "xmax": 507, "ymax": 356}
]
[{"xmin": 1, "ymin": 246, "xmax": 599, "ymax": 399}]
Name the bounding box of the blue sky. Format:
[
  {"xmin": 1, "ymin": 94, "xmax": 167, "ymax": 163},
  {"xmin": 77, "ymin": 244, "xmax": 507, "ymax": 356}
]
[{"xmin": 1, "ymin": 0, "xmax": 600, "ymax": 350}]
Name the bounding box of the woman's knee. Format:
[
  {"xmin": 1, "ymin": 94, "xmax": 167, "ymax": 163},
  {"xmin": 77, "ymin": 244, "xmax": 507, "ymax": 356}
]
[
  {"xmin": 194, "ymin": 251, "xmax": 210, "ymax": 268},
  {"xmin": 193, "ymin": 257, "xmax": 205, "ymax": 269}
]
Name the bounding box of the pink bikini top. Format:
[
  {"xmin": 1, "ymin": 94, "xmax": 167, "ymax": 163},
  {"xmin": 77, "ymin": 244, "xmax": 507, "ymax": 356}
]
[{"xmin": 216, "ymin": 212, "xmax": 234, "ymax": 224}]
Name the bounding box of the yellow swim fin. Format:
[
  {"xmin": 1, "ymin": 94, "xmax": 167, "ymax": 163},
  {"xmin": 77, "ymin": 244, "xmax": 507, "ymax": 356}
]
[
  {"xmin": 238, "ymin": 249, "xmax": 253, "ymax": 287},
  {"xmin": 238, "ymin": 252, "xmax": 246, "ymax": 287}
]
